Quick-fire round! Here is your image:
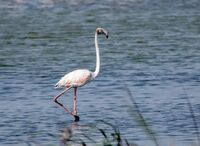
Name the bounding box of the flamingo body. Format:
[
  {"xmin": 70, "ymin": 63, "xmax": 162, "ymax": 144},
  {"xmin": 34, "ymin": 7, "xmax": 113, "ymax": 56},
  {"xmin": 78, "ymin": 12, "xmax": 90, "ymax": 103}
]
[
  {"xmin": 53, "ymin": 28, "xmax": 108, "ymax": 121},
  {"xmin": 55, "ymin": 69, "xmax": 93, "ymax": 88}
]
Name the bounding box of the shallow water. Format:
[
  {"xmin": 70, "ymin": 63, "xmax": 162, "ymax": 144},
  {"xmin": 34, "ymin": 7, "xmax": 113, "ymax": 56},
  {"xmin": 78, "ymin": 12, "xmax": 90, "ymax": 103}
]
[{"xmin": 0, "ymin": 0, "xmax": 200, "ymax": 146}]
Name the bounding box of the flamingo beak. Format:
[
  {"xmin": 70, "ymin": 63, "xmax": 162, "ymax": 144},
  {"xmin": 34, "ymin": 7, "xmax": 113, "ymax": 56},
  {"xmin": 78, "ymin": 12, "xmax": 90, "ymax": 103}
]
[{"xmin": 106, "ymin": 33, "xmax": 108, "ymax": 39}]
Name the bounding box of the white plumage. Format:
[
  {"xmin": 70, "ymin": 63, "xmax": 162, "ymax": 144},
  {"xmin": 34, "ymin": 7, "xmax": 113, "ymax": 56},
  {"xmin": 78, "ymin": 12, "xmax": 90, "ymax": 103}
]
[{"xmin": 55, "ymin": 69, "xmax": 93, "ymax": 88}]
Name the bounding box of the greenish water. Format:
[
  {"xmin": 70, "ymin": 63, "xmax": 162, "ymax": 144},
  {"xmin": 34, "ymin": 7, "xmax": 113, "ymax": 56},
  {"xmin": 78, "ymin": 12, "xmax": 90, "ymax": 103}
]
[{"xmin": 0, "ymin": 0, "xmax": 200, "ymax": 146}]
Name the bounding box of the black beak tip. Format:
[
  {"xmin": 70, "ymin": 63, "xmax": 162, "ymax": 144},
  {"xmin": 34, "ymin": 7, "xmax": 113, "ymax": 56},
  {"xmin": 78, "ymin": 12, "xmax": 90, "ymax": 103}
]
[{"xmin": 106, "ymin": 35, "xmax": 108, "ymax": 39}]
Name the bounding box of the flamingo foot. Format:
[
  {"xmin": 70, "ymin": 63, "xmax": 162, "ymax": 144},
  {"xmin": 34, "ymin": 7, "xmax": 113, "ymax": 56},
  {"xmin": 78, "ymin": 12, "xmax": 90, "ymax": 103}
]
[{"xmin": 74, "ymin": 115, "xmax": 80, "ymax": 122}]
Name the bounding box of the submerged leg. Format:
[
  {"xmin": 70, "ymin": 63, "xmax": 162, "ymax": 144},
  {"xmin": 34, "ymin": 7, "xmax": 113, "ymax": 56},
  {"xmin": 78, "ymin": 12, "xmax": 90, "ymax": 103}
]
[
  {"xmin": 53, "ymin": 87, "xmax": 73, "ymax": 116},
  {"xmin": 73, "ymin": 87, "xmax": 79, "ymax": 122}
]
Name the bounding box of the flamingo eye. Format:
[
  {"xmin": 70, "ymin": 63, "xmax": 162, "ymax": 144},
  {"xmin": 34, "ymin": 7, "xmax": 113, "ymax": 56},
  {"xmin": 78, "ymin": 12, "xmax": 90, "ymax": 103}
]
[{"xmin": 98, "ymin": 30, "xmax": 102, "ymax": 34}]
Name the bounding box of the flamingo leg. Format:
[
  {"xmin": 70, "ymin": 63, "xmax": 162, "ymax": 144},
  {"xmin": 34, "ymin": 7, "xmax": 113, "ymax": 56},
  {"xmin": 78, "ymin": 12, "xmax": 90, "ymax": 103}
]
[
  {"xmin": 53, "ymin": 87, "xmax": 73, "ymax": 116},
  {"xmin": 74, "ymin": 87, "xmax": 77, "ymax": 115}
]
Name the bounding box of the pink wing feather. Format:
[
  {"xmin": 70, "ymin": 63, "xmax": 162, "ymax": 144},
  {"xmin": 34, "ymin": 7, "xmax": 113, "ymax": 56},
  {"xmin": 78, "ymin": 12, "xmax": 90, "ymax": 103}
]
[{"xmin": 55, "ymin": 69, "xmax": 93, "ymax": 88}]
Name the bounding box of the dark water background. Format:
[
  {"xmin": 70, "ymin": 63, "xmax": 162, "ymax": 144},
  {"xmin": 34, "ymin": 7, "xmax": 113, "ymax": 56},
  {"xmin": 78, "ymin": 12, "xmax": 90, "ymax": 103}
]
[{"xmin": 0, "ymin": 0, "xmax": 200, "ymax": 146}]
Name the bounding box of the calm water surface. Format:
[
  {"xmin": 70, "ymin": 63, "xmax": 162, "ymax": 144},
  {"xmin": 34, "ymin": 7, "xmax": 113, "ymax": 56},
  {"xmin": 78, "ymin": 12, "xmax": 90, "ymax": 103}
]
[{"xmin": 0, "ymin": 0, "xmax": 200, "ymax": 146}]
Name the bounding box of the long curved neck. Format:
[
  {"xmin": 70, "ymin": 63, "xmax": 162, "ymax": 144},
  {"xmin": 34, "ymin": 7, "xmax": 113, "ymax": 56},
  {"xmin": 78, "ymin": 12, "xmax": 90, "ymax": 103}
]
[{"xmin": 93, "ymin": 32, "xmax": 100, "ymax": 78}]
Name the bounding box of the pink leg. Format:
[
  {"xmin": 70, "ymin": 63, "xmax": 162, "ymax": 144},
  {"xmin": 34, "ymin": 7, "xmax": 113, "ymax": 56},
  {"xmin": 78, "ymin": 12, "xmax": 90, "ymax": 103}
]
[
  {"xmin": 74, "ymin": 87, "xmax": 77, "ymax": 115},
  {"xmin": 53, "ymin": 87, "xmax": 73, "ymax": 116}
]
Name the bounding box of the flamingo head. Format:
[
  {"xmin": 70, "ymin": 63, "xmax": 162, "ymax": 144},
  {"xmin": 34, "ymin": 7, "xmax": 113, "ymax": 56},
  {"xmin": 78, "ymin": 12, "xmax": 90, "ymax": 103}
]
[{"xmin": 96, "ymin": 28, "xmax": 108, "ymax": 38}]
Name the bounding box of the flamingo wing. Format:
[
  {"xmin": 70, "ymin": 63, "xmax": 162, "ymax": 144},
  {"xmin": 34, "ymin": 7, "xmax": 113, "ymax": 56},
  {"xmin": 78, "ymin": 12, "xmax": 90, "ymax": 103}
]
[{"xmin": 55, "ymin": 69, "xmax": 93, "ymax": 88}]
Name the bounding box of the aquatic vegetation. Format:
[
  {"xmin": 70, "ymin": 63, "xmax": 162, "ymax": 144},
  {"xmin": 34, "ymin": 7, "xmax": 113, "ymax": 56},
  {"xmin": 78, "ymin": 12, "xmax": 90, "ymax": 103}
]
[
  {"xmin": 60, "ymin": 120, "xmax": 137, "ymax": 146},
  {"xmin": 57, "ymin": 86, "xmax": 199, "ymax": 146}
]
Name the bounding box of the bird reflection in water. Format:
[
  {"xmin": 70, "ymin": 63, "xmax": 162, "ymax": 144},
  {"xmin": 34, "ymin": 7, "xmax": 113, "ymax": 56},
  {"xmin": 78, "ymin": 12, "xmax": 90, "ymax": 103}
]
[{"xmin": 59, "ymin": 123, "xmax": 89, "ymax": 146}]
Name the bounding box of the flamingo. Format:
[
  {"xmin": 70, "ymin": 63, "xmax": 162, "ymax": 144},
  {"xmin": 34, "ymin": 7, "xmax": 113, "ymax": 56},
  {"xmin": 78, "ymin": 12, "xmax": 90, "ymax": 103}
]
[{"xmin": 53, "ymin": 28, "xmax": 108, "ymax": 121}]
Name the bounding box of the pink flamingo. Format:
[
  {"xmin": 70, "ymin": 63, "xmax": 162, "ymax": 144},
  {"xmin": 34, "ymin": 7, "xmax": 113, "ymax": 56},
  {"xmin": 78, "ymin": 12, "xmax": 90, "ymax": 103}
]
[{"xmin": 53, "ymin": 28, "xmax": 108, "ymax": 121}]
